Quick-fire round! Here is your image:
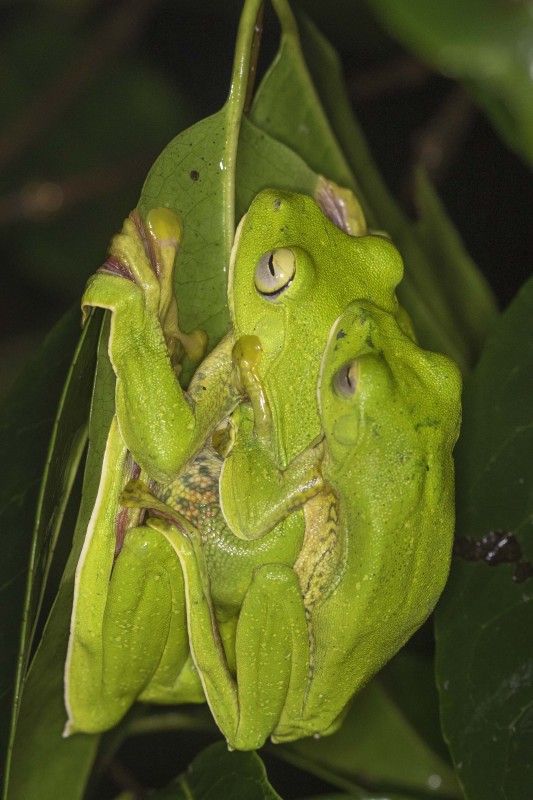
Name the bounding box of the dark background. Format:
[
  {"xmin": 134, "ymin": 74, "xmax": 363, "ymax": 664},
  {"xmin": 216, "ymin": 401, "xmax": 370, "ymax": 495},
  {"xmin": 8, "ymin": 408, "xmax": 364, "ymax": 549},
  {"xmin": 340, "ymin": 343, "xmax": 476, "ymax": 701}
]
[
  {"xmin": 1, "ymin": 0, "xmax": 532, "ymax": 401},
  {"xmin": 2, "ymin": 2, "xmax": 532, "ymax": 796}
]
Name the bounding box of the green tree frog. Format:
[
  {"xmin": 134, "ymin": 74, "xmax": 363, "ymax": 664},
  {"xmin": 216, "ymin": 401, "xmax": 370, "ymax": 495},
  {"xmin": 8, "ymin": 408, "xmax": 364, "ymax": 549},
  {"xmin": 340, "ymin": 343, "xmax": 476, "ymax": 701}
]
[
  {"xmin": 115, "ymin": 299, "xmax": 460, "ymax": 750},
  {"xmin": 65, "ymin": 185, "xmax": 458, "ymax": 744}
]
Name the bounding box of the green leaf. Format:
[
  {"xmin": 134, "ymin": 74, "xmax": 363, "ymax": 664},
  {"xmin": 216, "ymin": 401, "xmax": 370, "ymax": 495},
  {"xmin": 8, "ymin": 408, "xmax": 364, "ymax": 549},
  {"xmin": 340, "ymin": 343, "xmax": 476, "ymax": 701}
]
[
  {"xmin": 139, "ymin": 108, "xmax": 318, "ymax": 353},
  {"xmin": 302, "ymin": 794, "xmax": 418, "ymax": 800},
  {"xmin": 251, "ymin": 3, "xmax": 357, "ymax": 202},
  {"xmin": 236, "ymin": 116, "xmax": 318, "ymax": 216},
  {"xmin": 0, "ymin": 307, "xmax": 83, "ymax": 781},
  {"xmin": 436, "ymin": 275, "xmax": 533, "ymax": 800},
  {"xmin": 15, "ymin": 312, "xmax": 99, "ymax": 685},
  {"xmin": 138, "ymin": 112, "xmax": 236, "ymax": 353},
  {"xmin": 379, "ymin": 649, "xmax": 451, "ymax": 764},
  {"xmin": 295, "ymin": 11, "xmax": 497, "ymax": 370},
  {"xmin": 148, "ymin": 742, "xmax": 282, "ymax": 800},
  {"xmin": 411, "ymin": 169, "xmax": 498, "ymax": 365},
  {"xmin": 5, "ymin": 582, "xmax": 100, "ymax": 800},
  {"xmin": 138, "ymin": 0, "xmax": 264, "ymax": 354},
  {"xmin": 4, "ymin": 317, "xmax": 115, "ymax": 799},
  {"xmin": 368, "ymin": 0, "xmax": 533, "ymax": 168},
  {"xmin": 138, "ymin": 1, "xmax": 323, "ymax": 359},
  {"xmin": 286, "ymin": 677, "xmax": 460, "ymax": 797}
]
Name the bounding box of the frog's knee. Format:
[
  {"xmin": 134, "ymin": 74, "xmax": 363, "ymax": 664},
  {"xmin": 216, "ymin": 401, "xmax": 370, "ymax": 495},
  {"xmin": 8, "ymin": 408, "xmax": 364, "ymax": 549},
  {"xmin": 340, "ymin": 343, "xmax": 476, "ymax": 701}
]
[
  {"xmin": 118, "ymin": 525, "xmax": 176, "ymax": 566},
  {"xmin": 246, "ymin": 565, "xmax": 305, "ymax": 620}
]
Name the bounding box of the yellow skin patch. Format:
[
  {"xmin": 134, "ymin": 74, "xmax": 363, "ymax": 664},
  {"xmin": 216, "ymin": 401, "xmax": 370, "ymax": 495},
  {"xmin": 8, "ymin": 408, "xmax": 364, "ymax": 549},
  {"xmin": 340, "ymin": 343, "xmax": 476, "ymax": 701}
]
[{"xmin": 295, "ymin": 491, "xmax": 342, "ymax": 609}]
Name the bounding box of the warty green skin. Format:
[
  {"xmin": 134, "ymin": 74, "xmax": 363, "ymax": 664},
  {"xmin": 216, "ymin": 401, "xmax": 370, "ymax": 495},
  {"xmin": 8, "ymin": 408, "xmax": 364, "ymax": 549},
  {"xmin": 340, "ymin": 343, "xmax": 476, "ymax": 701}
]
[
  {"xmin": 219, "ymin": 188, "xmax": 407, "ymax": 541},
  {"xmin": 64, "ymin": 416, "xmax": 201, "ymax": 736},
  {"xmin": 66, "ymin": 193, "xmax": 460, "ymax": 745},
  {"xmin": 272, "ymin": 300, "xmax": 462, "ymax": 739},
  {"xmin": 65, "ymin": 207, "xmax": 242, "ymax": 733},
  {"xmin": 228, "ymin": 189, "xmax": 405, "ymax": 471},
  {"xmin": 142, "ymin": 300, "xmax": 461, "ymax": 749},
  {"xmin": 65, "ymin": 434, "xmax": 306, "ymax": 735}
]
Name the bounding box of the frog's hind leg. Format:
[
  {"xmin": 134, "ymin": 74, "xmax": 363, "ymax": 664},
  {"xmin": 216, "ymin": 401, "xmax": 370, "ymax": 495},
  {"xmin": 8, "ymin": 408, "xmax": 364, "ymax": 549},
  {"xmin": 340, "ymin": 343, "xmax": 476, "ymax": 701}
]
[
  {"xmin": 66, "ymin": 521, "xmax": 196, "ymax": 734},
  {"xmin": 235, "ymin": 564, "xmax": 310, "ymax": 749},
  {"xmin": 107, "ymin": 525, "xmax": 203, "ymax": 707},
  {"xmin": 149, "ymin": 517, "xmax": 310, "ymax": 750}
]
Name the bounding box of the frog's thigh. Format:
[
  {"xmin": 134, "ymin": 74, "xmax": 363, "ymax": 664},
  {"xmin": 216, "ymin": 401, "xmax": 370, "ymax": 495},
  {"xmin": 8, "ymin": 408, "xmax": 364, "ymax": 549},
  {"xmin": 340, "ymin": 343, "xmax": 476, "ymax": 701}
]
[
  {"xmin": 154, "ymin": 521, "xmax": 309, "ymax": 749},
  {"xmin": 103, "ymin": 526, "xmax": 197, "ymax": 710},
  {"xmin": 234, "ymin": 564, "xmax": 310, "ymax": 750}
]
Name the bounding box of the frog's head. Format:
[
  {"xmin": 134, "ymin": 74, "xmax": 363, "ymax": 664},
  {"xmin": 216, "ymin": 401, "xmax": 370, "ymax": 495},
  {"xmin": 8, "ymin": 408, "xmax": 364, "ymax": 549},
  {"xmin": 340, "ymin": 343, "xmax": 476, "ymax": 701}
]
[
  {"xmin": 318, "ymin": 301, "xmax": 462, "ymax": 473},
  {"xmin": 228, "ymin": 189, "xmax": 405, "ymax": 467}
]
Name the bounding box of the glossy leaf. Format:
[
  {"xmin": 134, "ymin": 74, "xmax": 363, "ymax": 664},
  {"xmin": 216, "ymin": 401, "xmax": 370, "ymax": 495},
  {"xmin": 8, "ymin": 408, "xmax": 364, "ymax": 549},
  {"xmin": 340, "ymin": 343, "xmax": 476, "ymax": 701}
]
[
  {"xmin": 236, "ymin": 116, "xmax": 318, "ymax": 217},
  {"xmin": 138, "ymin": 0, "xmax": 264, "ymax": 353},
  {"xmin": 436, "ymin": 275, "xmax": 533, "ymax": 800},
  {"xmin": 295, "ymin": 10, "xmax": 497, "ymax": 370},
  {"xmin": 137, "ymin": 1, "xmax": 324, "ymax": 356},
  {"xmin": 286, "ymin": 676, "xmax": 460, "ymax": 797},
  {"xmin": 10, "ymin": 311, "xmax": 99, "ymax": 714},
  {"xmin": 137, "ymin": 112, "xmax": 237, "ymax": 353},
  {"xmin": 368, "ymin": 0, "xmax": 533, "ymax": 168},
  {"xmin": 379, "ymin": 649, "xmax": 451, "ymax": 764},
  {"xmin": 253, "ymin": 0, "xmax": 355, "ymax": 187},
  {"xmin": 302, "ymin": 794, "xmax": 417, "ymax": 800},
  {"xmin": 0, "ymin": 308, "xmax": 84, "ymax": 781},
  {"xmin": 148, "ymin": 742, "xmax": 282, "ymax": 800},
  {"xmin": 138, "ymin": 111, "xmax": 319, "ymax": 356}
]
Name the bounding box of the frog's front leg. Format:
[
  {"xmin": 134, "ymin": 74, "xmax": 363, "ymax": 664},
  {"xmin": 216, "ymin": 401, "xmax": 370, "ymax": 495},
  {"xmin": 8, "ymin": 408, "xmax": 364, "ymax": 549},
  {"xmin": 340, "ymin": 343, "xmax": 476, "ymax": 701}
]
[
  {"xmin": 82, "ymin": 208, "xmax": 238, "ymax": 483},
  {"xmin": 219, "ymin": 337, "xmax": 325, "ymax": 541},
  {"xmin": 148, "ymin": 515, "xmax": 311, "ymax": 751},
  {"xmin": 220, "ymin": 405, "xmax": 325, "ymax": 540}
]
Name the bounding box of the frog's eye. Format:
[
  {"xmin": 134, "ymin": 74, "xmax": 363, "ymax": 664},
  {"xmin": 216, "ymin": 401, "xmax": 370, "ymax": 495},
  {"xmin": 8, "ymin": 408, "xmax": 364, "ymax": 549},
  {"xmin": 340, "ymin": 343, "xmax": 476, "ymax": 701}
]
[
  {"xmin": 255, "ymin": 248, "xmax": 296, "ymax": 298},
  {"xmin": 334, "ymin": 360, "xmax": 359, "ymax": 398}
]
